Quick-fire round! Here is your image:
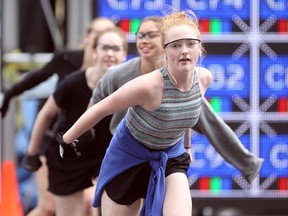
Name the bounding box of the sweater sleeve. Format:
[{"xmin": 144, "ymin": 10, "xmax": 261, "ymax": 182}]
[
  {"xmin": 90, "ymin": 66, "xmax": 117, "ymax": 105},
  {"xmin": 4, "ymin": 50, "xmax": 71, "ymax": 98}
]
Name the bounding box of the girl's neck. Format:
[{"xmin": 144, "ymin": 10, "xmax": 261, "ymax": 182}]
[
  {"xmin": 81, "ymin": 48, "xmax": 95, "ymax": 70},
  {"xmin": 86, "ymin": 66, "xmax": 105, "ymax": 90},
  {"xmin": 140, "ymin": 58, "xmax": 158, "ymax": 75},
  {"xmin": 167, "ymin": 67, "xmax": 195, "ymax": 92}
]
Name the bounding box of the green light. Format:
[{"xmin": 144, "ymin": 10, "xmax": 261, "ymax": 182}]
[
  {"xmin": 210, "ymin": 177, "xmax": 221, "ymax": 194},
  {"xmin": 210, "ymin": 97, "xmax": 221, "ymax": 113},
  {"xmin": 130, "ymin": 19, "xmax": 141, "ymax": 34},
  {"xmin": 210, "ymin": 19, "xmax": 221, "ymax": 35}
]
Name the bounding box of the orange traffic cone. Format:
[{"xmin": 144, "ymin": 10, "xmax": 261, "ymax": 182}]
[{"xmin": 0, "ymin": 160, "xmax": 24, "ymax": 216}]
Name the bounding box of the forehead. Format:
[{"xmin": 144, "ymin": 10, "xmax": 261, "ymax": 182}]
[
  {"xmin": 98, "ymin": 32, "xmax": 123, "ymax": 45},
  {"xmin": 165, "ymin": 25, "xmax": 198, "ymax": 42},
  {"xmin": 138, "ymin": 20, "xmax": 160, "ymax": 32},
  {"xmin": 91, "ymin": 20, "xmax": 115, "ymax": 31}
]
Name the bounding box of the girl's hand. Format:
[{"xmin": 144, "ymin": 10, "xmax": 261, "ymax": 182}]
[
  {"xmin": 21, "ymin": 152, "xmax": 42, "ymax": 172},
  {"xmin": 57, "ymin": 133, "xmax": 81, "ymax": 159}
]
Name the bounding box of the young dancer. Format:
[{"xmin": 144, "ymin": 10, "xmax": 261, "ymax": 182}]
[
  {"xmin": 90, "ymin": 16, "xmax": 263, "ymax": 183},
  {"xmin": 20, "ymin": 18, "xmax": 116, "ymax": 216},
  {"xmin": 24, "ymin": 27, "xmax": 127, "ymax": 216},
  {"xmin": 58, "ymin": 11, "xmax": 212, "ymax": 216}
]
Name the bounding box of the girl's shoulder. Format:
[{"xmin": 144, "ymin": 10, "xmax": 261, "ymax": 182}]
[{"xmin": 196, "ymin": 67, "xmax": 212, "ymax": 87}]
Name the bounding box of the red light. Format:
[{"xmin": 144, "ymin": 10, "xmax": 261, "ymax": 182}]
[
  {"xmin": 119, "ymin": 19, "xmax": 130, "ymax": 33},
  {"xmin": 278, "ymin": 178, "xmax": 287, "ymax": 190},
  {"xmin": 199, "ymin": 177, "xmax": 210, "ymax": 190},
  {"xmin": 278, "ymin": 98, "xmax": 287, "ymax": 112},
  {"xmin": 200, "ymin": 19, "xmax": 210, "ymax": 33},
  {"xmin": 278, "ymin": 19, "xmax": 287, "ymax": 34}
]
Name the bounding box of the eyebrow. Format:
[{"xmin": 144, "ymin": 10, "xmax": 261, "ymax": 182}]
[{"xmin": 164, "ymin": 38, "xmax": 201, "ymax": 48}]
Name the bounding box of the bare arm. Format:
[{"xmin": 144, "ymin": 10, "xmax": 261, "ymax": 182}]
[
  {"xmin": 185, "ymin": 67, "xmax": 212, "ymax": 161},
  {"xmin": 63, "ymin": 71, "xmax": 163, "ymax": 144},
  {"xmin": 196, "ymin": 66, "xmax": 212, "ymax": 96},
  {"xmin": 26, "ymin": 96, "xmax": 59, "ymax": 154},
  {"xmin": 184, "ymin": 128, "xmax": 191, "ymax": 148},
  {"xmin": 184, "ymin": 128, "xmax": 192, "ymax": 161}
]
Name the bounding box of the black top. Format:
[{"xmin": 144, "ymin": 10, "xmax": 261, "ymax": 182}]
[
  {"xmin": 53, "ymin": 71, "xmax": 112, "ymax": 157},
  {"xmin": 53, "ymin": 70, "xmax": 90, "ymax": 133},
  {"xmin": 45, "ymin": 70, "xmax": 112, "ymax": 196}
]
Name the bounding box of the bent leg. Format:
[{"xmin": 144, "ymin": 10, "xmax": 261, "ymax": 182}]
[
  {"xmin": 27, "ymin": 156, "xmax": 55, "ymax": 216},
  {"xmin": 54, "ymin": 191, "xmax": 85, "ymax": 216},
  {"xmin": 83, "ymin": 184, "xmax": 102, "ymax": 216},
  {"xmin": 163, "ymin": 173, "xmax": 192, "ymax": 216},
  {"xmin": 101, "ymin": 190, "xmax": 142, "ymax": 216}
]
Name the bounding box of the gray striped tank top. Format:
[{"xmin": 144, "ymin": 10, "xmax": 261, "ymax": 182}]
[{"xmin": 126, "ymin": 67, "xmax": 202, "ymax": 150}]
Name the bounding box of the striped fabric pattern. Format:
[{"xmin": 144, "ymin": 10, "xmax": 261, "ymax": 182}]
[{"xmin": 126, "ymin": 67, "xmax": 202, "ymax": 150}]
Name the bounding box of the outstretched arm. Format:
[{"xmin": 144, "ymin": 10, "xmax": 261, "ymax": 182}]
[
  {"xmin": 21, "ymin": 96, "xmax": 59, "ymax": 171},
  {"xmin": 0, "ymin": 50, "xmax": 81, "ymax": 117},
  {"xmin": 0, "ymin": 67, "xmax": 54, "ymax": 117},
  {"xmin": 62, "ymin": 70, "xmax": 163, "ymax": 144},
  {"xmin": 26, "ymin": 96, "xmax": 59, "ymax": 154},
  {"xmin": 195, "ymin": 66, "xmax": 263, "ymax": 183}
]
